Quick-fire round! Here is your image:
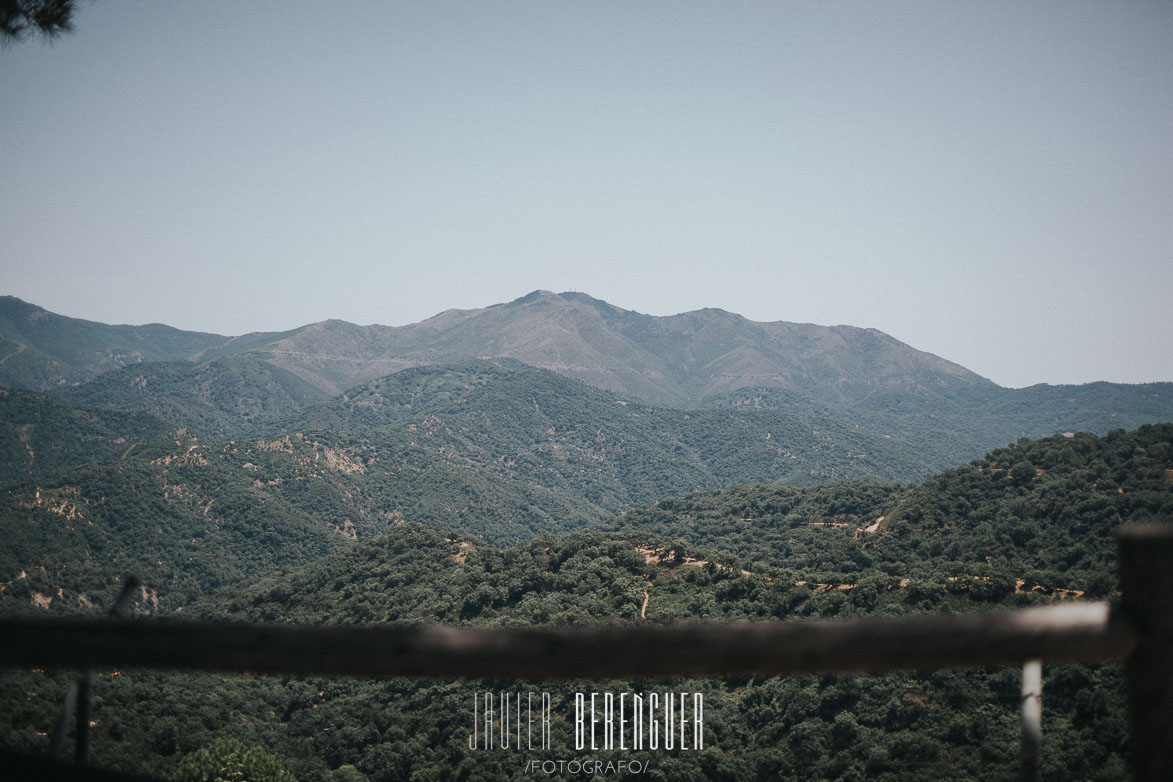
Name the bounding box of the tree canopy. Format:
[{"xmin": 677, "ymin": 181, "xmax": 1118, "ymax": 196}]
[{"xmin": 1, "ymin": 0, "xmax": 75, "ymax": 45}]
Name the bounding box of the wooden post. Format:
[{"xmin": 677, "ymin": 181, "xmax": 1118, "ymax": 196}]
[
  {"xmin": 74, "ymin": 671, "xmax": 92, "ymax": 765},
  {"xmin": 48, "ymin": 681, "xmax": 78, "ymax": 760},
  {"xmin": 1020, "ymin": 659, "xmax": 1042, "ymax": 782},
  {"xmin": 47, "ymin": 576, "xmax": 139, "ymax": 766},
  {"xmin": 1118, "ymin": 524, "xmax": 1173, "ymax": 782}
]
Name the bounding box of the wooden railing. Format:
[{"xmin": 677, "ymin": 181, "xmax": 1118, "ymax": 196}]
[
  {"xmin": 0, "ymin": 600, "xmax": 1137, "ymax": 678},
  {"xmin": 3, "ymin": 525, "xmax": 1170, "ymax": 780}
]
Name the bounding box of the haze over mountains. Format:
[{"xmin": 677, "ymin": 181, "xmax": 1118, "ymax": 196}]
[
  {"xmin": 0, "ymin": 290, "xmax": 1016, "ymax": 404},
  {"xmin": 2, "ymin": 291, "xmax": 1170, "ymax": 462}
]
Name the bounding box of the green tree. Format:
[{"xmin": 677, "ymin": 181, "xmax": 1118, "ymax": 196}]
[
  {"xmin": 174, "ymin": 738, "xmax": 297, "ymax": 782},
  {"xmin": 328, "ymin": 766, "xmax": 369, "ymax": 782},
  {"xmin": 1009, "ymin": 460, "xmax": 1036, "ymax": 484}
]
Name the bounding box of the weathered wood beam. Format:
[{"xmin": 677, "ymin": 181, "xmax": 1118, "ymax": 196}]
[{"xmin": 0, "ymin": 602, "xmax": 1135, "ymax": 679}]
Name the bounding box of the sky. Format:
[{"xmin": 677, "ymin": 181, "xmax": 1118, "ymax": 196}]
[{"xmin": 2, "ymin": 1, "xmax": 1170, "ymax": 389}]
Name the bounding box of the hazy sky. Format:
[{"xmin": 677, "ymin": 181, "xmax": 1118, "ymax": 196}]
[{"xmin": 2, "ymin": 1, "xmax": 1170, "ymax": 388}]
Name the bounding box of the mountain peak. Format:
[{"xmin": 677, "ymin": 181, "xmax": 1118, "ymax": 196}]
[{"xmin": 508, "ymin": 290, "xmax": 559, "ymax": 305}]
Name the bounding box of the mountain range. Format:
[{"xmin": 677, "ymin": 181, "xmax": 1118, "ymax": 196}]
[
  {"xmin": 2, "ymin": 290, "xmax": 1170, "ymax": 780},
  {"xmin": 1, "ymin": 290, "xmax": 988, "ymax": 404},
  {"xmin": 3, "ymin": 292, "xmax": 1171, "ymax": 459},
  {"xmin": 3, "ymin": 288, "xmax": 1171, "ymax": 611}
]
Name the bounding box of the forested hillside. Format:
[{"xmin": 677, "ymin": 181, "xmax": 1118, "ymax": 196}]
[
  {"xmin": 0, "ymin": 296, "xmax": 226, "ymax": 390},
  {"xmin": 62, "ymin": 355, "xmax": 333, "ymax": 439},
  {"xmin": 3, "ymin": 425, "xmax": 1168, "ymax": 780},
  {"xmin": 0, "ymin": 388, "xmax": 174, "ymax": 485},
  {"xmin": 0, "ymin": 438, "xmax": 347, "ymax": 614},
  {"xmin": 701, "ymin": 381, "xmax": 1173, "ymax": 476},
  {"xmin": 5, "ymin": 294, "xmax": 1172, "ymax": 471},
  {"xmin": 275, "ymin": 359, "xmax": 941, "ymax": 488},
  {"xmin": 0, "ymin": 360, "xmax": 948, "ymax": 615},
  {"xmin": 613, "ymin": 424, "xmax": 1173, "ymax": 598}
]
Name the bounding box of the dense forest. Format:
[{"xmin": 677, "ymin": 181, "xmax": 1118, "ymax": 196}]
[
  {"xmin": 2, "ymin": 424, "xmax": 1169, "ymax": 780},
  {"xmin": 612, "ymin": 424, "xmax": 1173, "ymax": 599},
  {"xmin": 0, "ymin": 524, "xmax": 1137, "ymax": 781},
  {"xmin": 1, "ymin": 360, "xmax": 952, "ymax": 615},
  {"xmin": 0, "ymin": 388, "xmax": 175, "ymax": 484},
  {"xmin": 63, "ymin": 355, "xmax": 333, "ymax": 440}
]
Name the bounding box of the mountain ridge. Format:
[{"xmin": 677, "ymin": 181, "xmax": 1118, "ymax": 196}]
[
  {"xmin": 0, "ymin": 290, "xmax": 1009, "ymax": 406},
  {"xmin": 0, "ymin": 296, "xmax": 227, "ymax": 391},
  {"xmin": 4, "ymin": 292, "xmax": 1171, "ymax": 464}
]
